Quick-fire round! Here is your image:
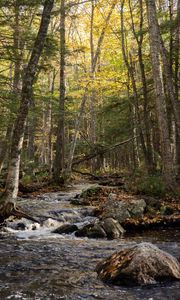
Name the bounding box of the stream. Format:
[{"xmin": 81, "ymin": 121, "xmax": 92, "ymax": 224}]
[{"xmin": 0, "ymin": 183, "xmax": 179, "ymax": 300}]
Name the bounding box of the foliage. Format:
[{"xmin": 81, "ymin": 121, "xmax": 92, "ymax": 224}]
[{"xmin": 137, "ymin": 176, "xmax": 166, "ymax": 197}]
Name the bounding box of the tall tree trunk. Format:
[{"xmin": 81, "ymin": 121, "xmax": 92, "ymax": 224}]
[
  {"xmin": 150, "ymin": 0, "xmax": 180, "ymax": 137},
  {"xmin": 65, "ymin": 85, "xmax": 89, "ymax": 175},
  {"xmin": 146, "ymin": 0, "xmax": 175, "ymax": 188},
  {"xmin": 120, "ymin": 0, "xmax": 147, "ymax": 168},
  {"xmin": 129, "ymin": 0, "xmax": 154, "ymax": 173},
  {"xmin": 47, "ymin": 70, "xmax": 56, "ymax": 175},
  {"xmin": 27, "ymin": 95, "xmax": 36, "ymax": 175},
  {"xmin": 0, "ymin": 0, "xmax": 54, "ymax": 218},
  {"xmin": 53, "ymin": 0, "xmax": 66, "ymax": 182},
  {"xmin": 174, "ymin": 0, "xmax": 180, "ymax": 100},
  {"xmin": 0, "ymin": 1, "xmax": 22, "ymax": 173},
  {"xmin": 174, "ymin": 0, "xmax": 180, "ymax": 175}
]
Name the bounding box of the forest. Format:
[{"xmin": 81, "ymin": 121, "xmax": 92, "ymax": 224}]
[
  {"xmin": 0, "ymin": 0, "xmax": 180, "ymax": 206},
  {"xmin": 0, "ymin": 0, "xmax": 180, "ymax": 298}
]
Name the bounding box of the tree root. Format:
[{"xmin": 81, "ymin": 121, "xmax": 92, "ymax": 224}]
[{"xmin": 0, "ymin": 201, "xmax": 40, "ymax": 225}]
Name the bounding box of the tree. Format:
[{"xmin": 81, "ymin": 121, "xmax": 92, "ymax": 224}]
[
  {"xmin": 53, "ymin": 0, "xmax": 66, "ymax": 182},
  {"xmin": 0, "ymin": 0, "xmax": 54, "ymax": 221},
  {"xmin": 146, "ymin": 0, "xmax": 175, "ymax": 187}
]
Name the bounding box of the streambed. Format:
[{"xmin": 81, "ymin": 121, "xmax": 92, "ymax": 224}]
[{"xmin": 0, "ymin": 184, "xmax": 179, "ymax": 300}]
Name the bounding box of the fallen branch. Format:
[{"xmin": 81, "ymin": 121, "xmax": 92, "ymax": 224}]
[
  {"xmin": 72, "ymin": 136, "xmax": 136, "ymax": 166},
  {"xmin": 72, "ymin": 169, "xmax": 101, "ymax": 179}
]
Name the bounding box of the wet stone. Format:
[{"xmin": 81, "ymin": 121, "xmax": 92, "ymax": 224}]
[
  {"xmin": 75, "ymin": 223, "xmax": 107, "ymax": 239},
  {"xmin": 52, "ymin": 224, "xmax": 78, "ymax": 234},
  {"xmin": 100, "ymin": 218, "xmax": 125, "ymax": 239},
  {"xmin": 96, "ymin": 242, "xmax": 180, "ymax": 286}
]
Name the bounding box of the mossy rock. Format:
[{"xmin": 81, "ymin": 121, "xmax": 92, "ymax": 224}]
[
  {"xmin": 80, "ymin": 186, "xmax": 102, "ymax": 199},
  {"xmin": 160, "ymin": 206, "xmax": 174, "ymax": 215}
]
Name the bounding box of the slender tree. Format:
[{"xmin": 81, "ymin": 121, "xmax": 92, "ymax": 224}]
[
  {"xmin": 146, "ymin": 0, "xmax": 175, "ymax": 187},
  {"xmin": 0, "ymin": 0, "xmax": 54, "ymax": 220},
  {"xmin": 53, "ymin": 0, "xmax": 66, "ymax": 182}
]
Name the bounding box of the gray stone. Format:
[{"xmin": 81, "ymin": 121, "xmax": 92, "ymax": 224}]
[
  {"xmin": 96, "ymin": 242, "xmax": 180, "ymax": 285},
  {"xmin": 101, "ymin": 197, "xmax": 146, "ymax": 223},
  {"xmin": 52, "ymin": 224, "xmax": 78, "ymax": 234},
  {"xmin": 101, "ymin": 218, "xmax": 125, "ymax": 239},
  {"xmin": 75, "ymin": 223, "xmax": 107, "ymax": 239}
]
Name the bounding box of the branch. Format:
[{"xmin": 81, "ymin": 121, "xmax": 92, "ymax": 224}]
[{"xmin": 72, "ymin": 136, "xmax": 137, "ymax": 166}]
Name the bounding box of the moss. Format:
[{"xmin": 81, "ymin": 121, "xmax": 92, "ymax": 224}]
[{"xmin": 80, "ymin": 186, "xmax": 102, "ymax": 198}]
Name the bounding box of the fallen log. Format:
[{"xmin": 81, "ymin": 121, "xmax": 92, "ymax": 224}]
[{"xmin": 72, "ymin": 137, "xmax": 136, "ymax": 166}]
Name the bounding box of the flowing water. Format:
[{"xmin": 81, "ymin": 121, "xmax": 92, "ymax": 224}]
[{"xmin": 0, "ymin": 184, "xmax": 179, "ymax": 300}]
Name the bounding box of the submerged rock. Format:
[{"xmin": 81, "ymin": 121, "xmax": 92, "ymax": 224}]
[
  {"xmin": 52, "ymin": 224, "xmax": 78, "ymax": 234},
  {"xmin": 96, "ymin": 242, "xmax": 180, "ymax": 285}
]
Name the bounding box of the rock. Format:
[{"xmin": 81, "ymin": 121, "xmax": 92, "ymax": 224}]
[
  {"xmin": 75, "ymin": 218, "xmax": 124, "ymax": 240},
  {"xmin": 80, "ymin": 186, "xmax": 102, "ymax": 198},
  {"xmin": 52, "ymin": 224, "xmax": 78, "ymax": 234},
  {"xmin": 16, "ymin": 222, "xmax": 26, "ymax": 230},
  {"xmin": 87, "ymin": 224, "xmax": 107, "ymax": 239},
  {"xmin": 100, "ymin": 218, "xmax": 125, "ymax": 239},
  {"xmin": 101, "ymin": 198, "xmax": 146, "ymax": 223},
  {"xmin": 143, "ymin": 196, "xmax": 161, "ymax": 210},
  {"xmin": 75, "ymin": 224, "xmax": 92, "ymax": 237},
  {"xmin": 70, "ymin": 199, "xmax": 83, "ymax": 205},
  {"xmin": 160, "ymin": 206, "xmax": 174, "ymax": 215},
  {"xmin": 75, "ymin": 223, "xmax": 107, "ymax": 239},
  {"xmin": 108, "ymin": 193, "xmax": 117, "ymax": 201},
  {"xmin": 96, "ymin": 242, "xmax": 180, "ymax": 285}
]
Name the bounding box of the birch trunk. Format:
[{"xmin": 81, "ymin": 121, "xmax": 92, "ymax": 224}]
[{"xmin": 0, "ymin": 0, "xmax": 54, "ymax": 217}]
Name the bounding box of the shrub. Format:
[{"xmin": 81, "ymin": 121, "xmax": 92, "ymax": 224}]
[{"xmin": 138, "ymin": 176, "xmax": 166, "ymax": 197}]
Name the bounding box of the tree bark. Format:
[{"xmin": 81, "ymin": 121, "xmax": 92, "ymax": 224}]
[
  {"xmin": 129, "ymin": 0, "xmax": 154, "ymax": 173},
  {"xmin": 0, "ymin": 0, "xmax": 54, "ymax": 218},
  {"xmin": 146, "ymin": 0, "xmax": 175, "ymax": 188},
  {"xmin": 65, "ymin": 85, "xmax": 89, "ymax": 176},
  {"xmin": 53, "ymin": 0, "xmax": 66, "ymax": 182},
  {"xmin": 121, "ymin": 0, "xmax": 148, "ymax": 170}
]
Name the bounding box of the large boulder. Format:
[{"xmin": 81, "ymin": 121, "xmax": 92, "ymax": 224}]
[
  {"xmin": 100, "ymin": 194, "xmax": 146, "ymax": 223},
  {"xmin": 96, "ymin": 242, "xmax": 180, "ymax": 285}
]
